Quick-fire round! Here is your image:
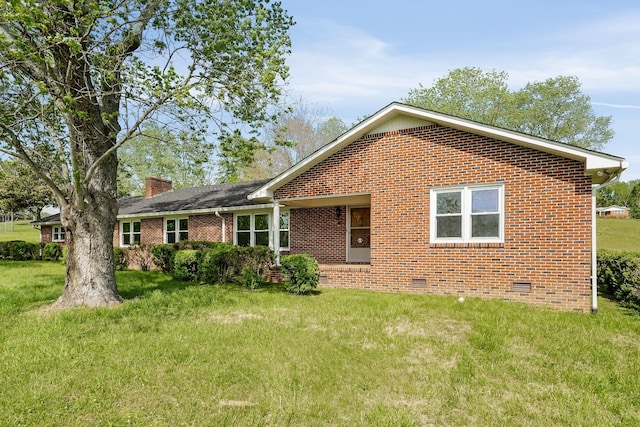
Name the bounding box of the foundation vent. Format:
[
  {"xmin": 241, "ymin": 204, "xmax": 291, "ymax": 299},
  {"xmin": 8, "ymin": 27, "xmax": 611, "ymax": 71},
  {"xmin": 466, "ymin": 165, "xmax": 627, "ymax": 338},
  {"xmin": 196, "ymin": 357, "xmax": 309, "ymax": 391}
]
[
  {"xmin": 512, "ymin": 282, "xmax": 532, "ymax": 292},
  {"xmin": 411, "ymin": 278, "xmax": 427, "ymax": 287}
]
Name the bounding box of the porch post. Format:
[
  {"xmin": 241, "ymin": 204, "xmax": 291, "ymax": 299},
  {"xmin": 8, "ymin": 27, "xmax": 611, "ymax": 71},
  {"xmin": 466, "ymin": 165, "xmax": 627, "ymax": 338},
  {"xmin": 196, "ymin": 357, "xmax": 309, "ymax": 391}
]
[{"xmin": 272, "ymin": 201, "xmax": 280, "ymax": 264}]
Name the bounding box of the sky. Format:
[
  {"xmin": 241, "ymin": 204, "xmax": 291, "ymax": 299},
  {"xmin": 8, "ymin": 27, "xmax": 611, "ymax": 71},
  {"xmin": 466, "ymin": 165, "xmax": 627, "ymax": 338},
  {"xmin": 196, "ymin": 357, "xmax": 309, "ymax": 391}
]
[{"xmin": 279, "ymin": 0, "xmax": 640, "ymax": 180}]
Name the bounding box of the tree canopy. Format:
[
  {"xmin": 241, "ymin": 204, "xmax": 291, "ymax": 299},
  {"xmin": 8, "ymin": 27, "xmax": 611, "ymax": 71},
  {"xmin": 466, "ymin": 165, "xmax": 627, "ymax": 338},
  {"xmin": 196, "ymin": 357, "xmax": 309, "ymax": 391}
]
[
  {"xmin": 0, "ymin": 0, "xmax": 294, "ymax": 307},
  {"xmin": 219, "ymin": 98, "xmax": 348, "ymax": 181},
  {"xmin": 0, "ymin": 160, "xmax": 54, "ymax": 219},
  {"xmin": 117, "ymin": 123, "xmax": 214, "ymax": 197},
  {"xmin": 404, "ymin": 67, "xmax": 614, "ymax": 151}
]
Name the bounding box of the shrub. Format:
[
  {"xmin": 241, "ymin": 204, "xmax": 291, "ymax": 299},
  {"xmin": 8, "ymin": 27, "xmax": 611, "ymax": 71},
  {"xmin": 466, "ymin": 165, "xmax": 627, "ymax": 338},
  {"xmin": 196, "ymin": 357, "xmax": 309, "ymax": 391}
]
[
  {"xmin": 43, "ymin": 243, "xmax": 63, "ymax": 261},
  {"xmin": 128, "ymin": 245, "xmax": 154, "ymax": 271},
  {"xmin": 280, "ymin": 254, "xmax": 320, "ymax": 295},
  {"xmin": 199, "ymin": 243, "xmax": 239, "ymax": 284},
  {"xmin": 9, "ymin": 241, "xmax": 36, "ymax": 261},
  {"xmin": 174, "ymin": 240, "xmax": 220, "ymax": 251},
  {"xmin": 597, "ymin": 250, "xmax": 640, "ymax": 308},
  {"xmin": 113, "ymin": 247, "xmax": 129, "ymax": 271},
  {"xmin": 0, "ymin": 241, "xmax": 11, "ymax": 259},
  {"xmin": 242, "ymin": 266, "xmax": 263, "ymax": 290},
  {"xmin": 173, "ymin": 249, "xmax": 201, "ymax": 281},
  {"xmin": 150, "ymin": 244, "xmax": 176, "ymax": 273},
  {"xmin": 239, "ymin": 246, "xmax": 275, "ymax": 289}
]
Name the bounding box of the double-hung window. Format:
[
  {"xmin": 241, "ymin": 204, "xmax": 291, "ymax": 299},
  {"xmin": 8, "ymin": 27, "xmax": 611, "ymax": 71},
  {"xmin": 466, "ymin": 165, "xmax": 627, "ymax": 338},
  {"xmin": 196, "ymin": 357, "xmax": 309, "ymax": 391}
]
[
  {"xmin": 52, "ymin": 226, "xmax": 65, "ymax": 242},
  {"xmin": 121, "ymin": 220, "xmax": 141, "ymax": 246},
  {"xmin": 279, "ymin": 212, "xmax": 290, "ymax": 250},
  {"xmin": 431, "ymin": 184, "xmax": 503, "ymax": 243},
  {"xmin": 166, "ymin": 217, "xmax": 188, "ymax": 243},
  {"xmin": 235, "ymin": 212, "xmax": 290, "ymax": 249}
]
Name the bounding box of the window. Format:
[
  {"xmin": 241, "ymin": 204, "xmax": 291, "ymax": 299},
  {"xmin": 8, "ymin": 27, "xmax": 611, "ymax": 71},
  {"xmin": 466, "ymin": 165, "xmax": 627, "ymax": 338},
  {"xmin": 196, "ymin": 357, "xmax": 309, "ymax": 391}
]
[
  {"xmin": 166, "ymin": 217, "xmax": 188, "ymax": 243},
  {"xmin": 279, "ymin": 212, "xmax": 290, "ymax": 250},
  {"xmin": 431, "ymin": 184, "xmax": 503, "ymax": 243},
  {"xmin": 121, "ymin": 221, "xmax": 141, "ymax": 246},
  {"xmin": 52, "ymin": 226, "xmax": 65, "ymax": 242},
  {"xmin": 235, "ymin": 212, "xmax": 289, "ymax": 249}
]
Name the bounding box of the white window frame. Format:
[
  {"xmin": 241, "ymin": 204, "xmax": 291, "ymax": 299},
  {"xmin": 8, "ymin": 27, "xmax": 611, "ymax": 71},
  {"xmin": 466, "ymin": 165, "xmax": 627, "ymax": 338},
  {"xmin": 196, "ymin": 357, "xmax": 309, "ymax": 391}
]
[
  {"xmin": 120, "ymin": 219, "xmax": 141, "ymax": 247},
  {"xmin": 234, "ymin": 211, "xmax": 289, "ymax": 250},
  {"xmin": 164, "ymin": 217, "xmax": 189, "ymax": 244},
  {"xmin": 278, "ymin": 211, "xmax": 290, "ymax": 251},
  {"xmin": 430, "ymin": 183, "xmax": 504, "ymax": 244},
  {"xmin": 52, "ymin": 226, "xmax": 65, "ymax": 242}
]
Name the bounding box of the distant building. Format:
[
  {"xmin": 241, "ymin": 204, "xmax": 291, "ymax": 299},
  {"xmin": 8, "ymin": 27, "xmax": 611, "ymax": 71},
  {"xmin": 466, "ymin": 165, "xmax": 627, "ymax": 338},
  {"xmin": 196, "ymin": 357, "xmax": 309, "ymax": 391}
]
[{"xmin": 596, "ymin": 206, "xmax": 629, "ymax": 218}]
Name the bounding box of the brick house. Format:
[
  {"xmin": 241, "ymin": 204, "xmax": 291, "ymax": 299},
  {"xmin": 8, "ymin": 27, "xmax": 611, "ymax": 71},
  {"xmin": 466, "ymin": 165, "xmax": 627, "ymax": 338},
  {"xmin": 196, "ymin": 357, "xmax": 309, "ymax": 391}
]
[
  {"xmin": 596, "ymin": 206, "xmax": 629, "ymax": 218},
  {"xmin": 34, "ymin": 103, "xmax": 628, "ymax": 312}
]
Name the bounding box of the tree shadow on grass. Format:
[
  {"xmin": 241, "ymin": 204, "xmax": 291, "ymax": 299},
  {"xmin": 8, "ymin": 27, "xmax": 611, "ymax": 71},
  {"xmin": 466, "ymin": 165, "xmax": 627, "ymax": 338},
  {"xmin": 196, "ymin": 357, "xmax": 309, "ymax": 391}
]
[{"xmin": 116, "ymin": 270, "xmax": 198, "ymax": 300}]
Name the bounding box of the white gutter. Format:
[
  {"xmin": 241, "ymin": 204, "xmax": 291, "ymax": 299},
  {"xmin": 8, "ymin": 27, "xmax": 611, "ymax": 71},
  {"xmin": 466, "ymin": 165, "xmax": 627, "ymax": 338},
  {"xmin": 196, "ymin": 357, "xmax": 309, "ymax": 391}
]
[
  {"xmin": 591, "ymin": 171, "xmax": 623, "ymax": 313},
  {"xmin": 116, "ymin": 203, "xmax": 276, "ymax": 220}
]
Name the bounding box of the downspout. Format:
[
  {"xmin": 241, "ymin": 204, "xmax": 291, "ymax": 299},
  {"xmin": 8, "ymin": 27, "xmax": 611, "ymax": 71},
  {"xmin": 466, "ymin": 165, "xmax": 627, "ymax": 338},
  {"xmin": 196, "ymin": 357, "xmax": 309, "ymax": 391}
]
[
  {"xmin": 215, "ymin": 211, "xmax": 225, "ymax": 243},
  {"xmin": 591, "ymin": 171, "xmax": 622, "ymax": 313}
]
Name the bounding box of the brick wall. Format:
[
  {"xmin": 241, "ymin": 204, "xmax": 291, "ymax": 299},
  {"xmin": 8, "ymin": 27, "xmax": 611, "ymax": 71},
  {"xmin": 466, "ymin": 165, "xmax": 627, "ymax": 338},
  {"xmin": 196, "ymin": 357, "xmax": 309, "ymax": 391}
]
[
  {"xmin": 40, "ymin": 225, "xmax": 52, "ymax": 244},
  {"xmin": 190, "ymin": 214, "xmax": 223, "ymax": 241},
  {"xmin": 290, "ymin": 208, "xmax": 346, "ymax": 263},
  {"xmin": 275, "ymin": 124, "xmax": 593, "ymax": 312}
]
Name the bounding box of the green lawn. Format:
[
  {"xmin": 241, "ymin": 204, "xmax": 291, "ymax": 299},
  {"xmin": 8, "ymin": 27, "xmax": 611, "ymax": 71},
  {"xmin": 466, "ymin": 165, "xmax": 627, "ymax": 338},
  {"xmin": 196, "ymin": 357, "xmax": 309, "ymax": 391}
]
[
  {"xmin": 0, "ymin": 220, "xmax": 40, "ymax": 243},
  {"xmin": 1, "ymin": 261, "xmax": 640, "ymax": 426},
  {"xmin": 597, "ymin": 217, "xmax": 640, "ymax": 251}
]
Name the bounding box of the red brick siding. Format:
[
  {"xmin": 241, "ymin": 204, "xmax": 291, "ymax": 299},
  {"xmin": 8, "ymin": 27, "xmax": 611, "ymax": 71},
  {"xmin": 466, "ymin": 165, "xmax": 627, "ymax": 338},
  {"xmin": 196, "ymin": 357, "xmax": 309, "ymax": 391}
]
[
  {"xmin": 40, "ymin": 225, "xmax": 53, "ymax": 244},
  {"xmin": 141, "ymin": 218, "xmax": 164, "ymax": 245},
  {"xmin": 276, "ymin": 124, "xmax": 593, "ymax": 312},
  {"xmin": 190, "ymin": 214, "xmax": 223, "ymax": 241},
  {"xmin": 290, "ymin": 208, "xmax": 346, "ymax": 263}
]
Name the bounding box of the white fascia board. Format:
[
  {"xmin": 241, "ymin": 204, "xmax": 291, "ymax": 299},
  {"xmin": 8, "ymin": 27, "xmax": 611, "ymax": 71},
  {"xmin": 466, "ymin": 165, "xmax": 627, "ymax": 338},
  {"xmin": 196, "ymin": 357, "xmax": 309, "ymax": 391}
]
[{"xmin": 116, "ymin": 203, "xmax": 276, "ymax": 220}]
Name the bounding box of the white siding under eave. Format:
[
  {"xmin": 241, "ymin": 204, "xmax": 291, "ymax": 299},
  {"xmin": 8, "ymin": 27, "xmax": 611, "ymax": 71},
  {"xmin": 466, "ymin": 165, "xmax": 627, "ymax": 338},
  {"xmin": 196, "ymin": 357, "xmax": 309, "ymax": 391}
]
[{"xmin": 366, "ymin": 116, "xmax": 434, "ymax": 135}]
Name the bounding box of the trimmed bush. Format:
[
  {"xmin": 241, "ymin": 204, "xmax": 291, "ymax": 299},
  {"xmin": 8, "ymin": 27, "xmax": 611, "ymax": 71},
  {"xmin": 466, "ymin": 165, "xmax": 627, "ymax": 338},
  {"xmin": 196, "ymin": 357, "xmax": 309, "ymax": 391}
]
[
  {"xmin": 280, "ymin": 253, "xmax": 320, "ymax": 295},
  {"xmin": 597, "ymin": 250, "xmax": 640, "ymax": 308},
  {"xmin": 150, "ymin": 244, "xmax": 175, "ymax": 273},
  {"xmin": 174, "ymin": 240, "xmax": 220, "ymax": 251},
  {"xmin": 0, "ymin": 241, "xmax": 17, "ymax": 259},
  {"xmin": 114, "ymin": 247, "xmax": 129, "ymax": 270},
  {"xmin": 199, "ymin": 243, "xmax": 239, "ymax": 284},
  {"xmin": 173, "ymin": 249, "xmax": 201, "ymax": 281},
  {"xmin": 8, "ymin": 241, "xmax": 36, "ymax": 261},
  {"xmin": 43, "ymin": 243, "xmax": 63, "ymax": 261}
]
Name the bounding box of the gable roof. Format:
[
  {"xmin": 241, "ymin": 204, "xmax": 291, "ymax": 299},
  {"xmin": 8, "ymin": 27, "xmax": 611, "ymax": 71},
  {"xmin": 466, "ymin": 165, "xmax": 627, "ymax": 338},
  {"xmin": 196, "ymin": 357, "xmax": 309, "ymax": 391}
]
[
  {"xmin": 249, "ymin": 102, "xmax": 628, "ymax": 201},
  {"xmin": 32, "ymin": 179, "xmax": 272, "ymax": 225}
]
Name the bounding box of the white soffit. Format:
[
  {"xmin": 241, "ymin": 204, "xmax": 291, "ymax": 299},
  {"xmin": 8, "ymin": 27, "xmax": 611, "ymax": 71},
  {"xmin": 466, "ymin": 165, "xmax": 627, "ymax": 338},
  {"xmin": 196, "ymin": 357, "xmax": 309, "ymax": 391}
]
[{"xmin": 366, "ymin": 116, "xmax": 434, "ymax": 135}]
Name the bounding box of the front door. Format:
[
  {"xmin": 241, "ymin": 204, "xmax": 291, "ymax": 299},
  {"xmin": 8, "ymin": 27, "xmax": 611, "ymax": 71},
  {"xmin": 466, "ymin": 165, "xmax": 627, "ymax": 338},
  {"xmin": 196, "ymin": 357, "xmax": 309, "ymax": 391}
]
[{"xmin": 348, "ymin": 207, "xmax": 371, "ymax": 263}]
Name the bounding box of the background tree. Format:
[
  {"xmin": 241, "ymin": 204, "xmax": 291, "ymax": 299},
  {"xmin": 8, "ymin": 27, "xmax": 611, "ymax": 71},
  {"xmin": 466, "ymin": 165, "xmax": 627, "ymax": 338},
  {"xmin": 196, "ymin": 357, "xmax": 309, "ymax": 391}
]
[
  {"xmin": 0, "ymin": 160, "xmax": 54, "ymax": 220},
  {"xmin": 0, "ymin": 1, "xmax": 293, "ymax": 307},
  {"xmin": 117, "ymin": 123, "xmax": 214, "ymax": 197},
  {"xmin": 597, "ymin": 180, "xmax": 638, "ymax": 208},
  {"xmin": 404, "ymin": 67, "xmax": 613, "ymax": 150},
  {"xmin": 229, "ymin": 98, "xmax": 348, "ymax": 181}
]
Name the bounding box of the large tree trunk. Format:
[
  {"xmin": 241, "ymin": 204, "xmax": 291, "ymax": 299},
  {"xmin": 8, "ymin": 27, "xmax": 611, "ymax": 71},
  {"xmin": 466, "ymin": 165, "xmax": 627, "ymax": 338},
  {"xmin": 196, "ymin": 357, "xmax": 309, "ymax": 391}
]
[
  {"xmin": 53, "ymin": 201, "xmax": 122, "ymax": 308},
  {"xmin": 52, "ymin": 130, "xmax": 122, "ymax": 308}
]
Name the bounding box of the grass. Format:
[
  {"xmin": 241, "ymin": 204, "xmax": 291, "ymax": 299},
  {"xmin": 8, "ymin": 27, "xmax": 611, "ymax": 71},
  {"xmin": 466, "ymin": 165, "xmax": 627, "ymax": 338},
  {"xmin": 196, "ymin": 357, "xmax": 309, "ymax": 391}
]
[
  {"xmin": 597, "ymin": 217, "xmax": 640, "ymax": 251},
  {"xmin": 2, "ymin": 261, "xmax": 640, "ymax": 426},
  {"xmin": 0, "ymin": 220, "xmax": 40, "ymax": 243}
]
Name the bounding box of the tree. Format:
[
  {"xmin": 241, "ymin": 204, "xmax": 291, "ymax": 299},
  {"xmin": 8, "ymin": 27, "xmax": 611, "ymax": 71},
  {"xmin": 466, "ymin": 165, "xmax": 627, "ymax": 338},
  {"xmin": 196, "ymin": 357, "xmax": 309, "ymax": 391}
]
[
  {"xmin": 117, "ymin": 123, "xmax": 214, "ymax": 197},
  {"xmin": 0, "ymin": 1, "xmax": 293, "ymax": 307},
  {"xmin": 229, "ymin": 98, "xmax": 348, "ymax": 180},
  {"xmin": 0, "ymin": 160, "xmax": 55, "ymax": 220},
  {"xmin": 404, "ymin": 67, "xmax": 613, "ymax": 150},
  {"xmin": 597, "ymin": 180, "xmax": 638, "ymax": 208}
]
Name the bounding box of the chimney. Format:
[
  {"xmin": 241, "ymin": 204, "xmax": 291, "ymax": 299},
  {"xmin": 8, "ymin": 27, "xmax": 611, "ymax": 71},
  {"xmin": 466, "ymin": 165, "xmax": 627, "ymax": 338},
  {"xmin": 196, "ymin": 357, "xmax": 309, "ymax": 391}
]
[{"xmin": 145, "ymin": 177, "xmax": 173, "ymax": 198}]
